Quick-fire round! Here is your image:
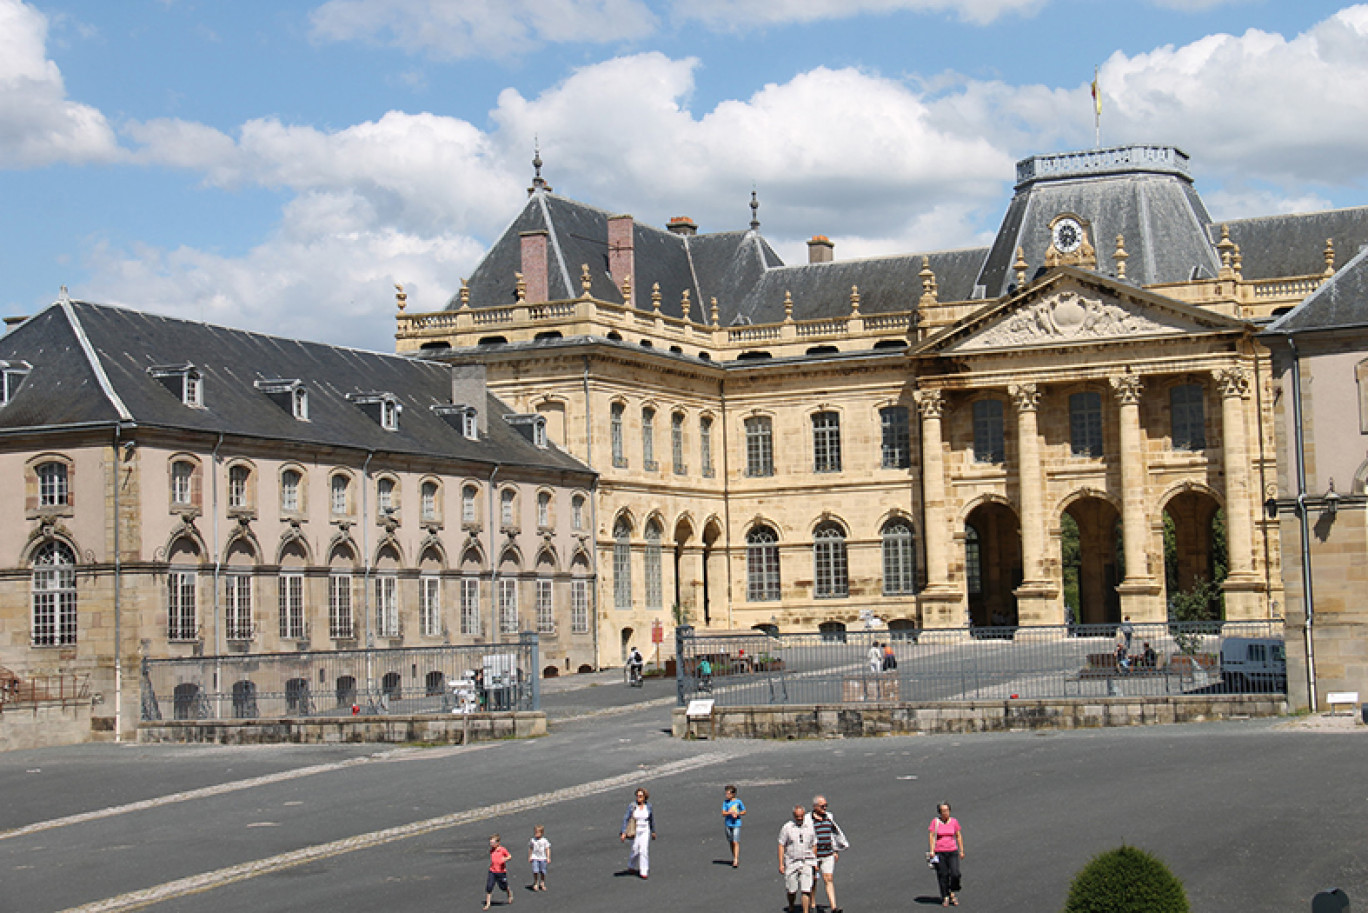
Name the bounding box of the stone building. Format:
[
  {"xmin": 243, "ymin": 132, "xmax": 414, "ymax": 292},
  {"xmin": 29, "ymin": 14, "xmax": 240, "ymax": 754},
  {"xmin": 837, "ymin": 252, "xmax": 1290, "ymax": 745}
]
[
  {"xmin": 0, "ymin": 298, "xmax": 596, "ymax": 740},
  {"xmin": 1261, "ymin": 247, "xmax": 1368, "ymax": 710},
  {"xmin": 396, "ymin": 144, "xmax": 1368, "ymax": 668}
]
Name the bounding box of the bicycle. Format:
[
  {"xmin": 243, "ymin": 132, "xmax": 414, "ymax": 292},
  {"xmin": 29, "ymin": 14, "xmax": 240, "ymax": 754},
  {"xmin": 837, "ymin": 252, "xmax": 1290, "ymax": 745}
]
[{"xmin": 626, "ymin": 663, "xmax": 645, "ymax": 687}]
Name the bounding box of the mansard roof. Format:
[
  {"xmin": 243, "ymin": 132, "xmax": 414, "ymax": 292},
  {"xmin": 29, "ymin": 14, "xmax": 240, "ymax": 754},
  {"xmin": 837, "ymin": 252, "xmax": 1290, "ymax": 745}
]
[
  {"xmin": 0, "ymin": 299, "xmax": 590, "ymax": 475},
  {"xmin": 1264, "ymin": 243, "xmax": 1368, "ymax": 335},
  {"xmin": 1214, "ymin": 206, "xmax": 1368, "ymax": 281}
]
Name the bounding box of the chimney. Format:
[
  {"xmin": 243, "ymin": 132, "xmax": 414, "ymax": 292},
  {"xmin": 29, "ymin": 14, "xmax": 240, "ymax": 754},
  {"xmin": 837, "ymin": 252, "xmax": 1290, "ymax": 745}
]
[
  {"xmin": 450, "ymin": 363, "xmax": 488, "ymax": 435},
  {"xmin": 520, "ymin": 230, "xmax": 549, "ymax": 303},
  {"xmin": 667, "ymin": 216, "xmax": 697, "ymax": 236},
  {"xmin": 608, "ymin": 214, "xmax": 636, "ymax": 308},
  {"xmin": 808, "ymin": 235, "xmax": 834, "ymax": 264}
]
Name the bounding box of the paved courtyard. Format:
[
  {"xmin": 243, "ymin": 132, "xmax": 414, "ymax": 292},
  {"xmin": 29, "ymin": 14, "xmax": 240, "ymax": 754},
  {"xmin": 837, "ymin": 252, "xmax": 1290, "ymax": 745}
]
[{"xmin": 0, "ymin": 676, "xmax": 1363, "ymax": 913}]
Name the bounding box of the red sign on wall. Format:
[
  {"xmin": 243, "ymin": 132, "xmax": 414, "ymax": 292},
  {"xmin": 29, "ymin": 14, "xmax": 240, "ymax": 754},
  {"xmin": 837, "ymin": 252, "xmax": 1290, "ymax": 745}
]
[{"xmin": 651, "ymin": 620, "xmax": 664, "ymax": 644}]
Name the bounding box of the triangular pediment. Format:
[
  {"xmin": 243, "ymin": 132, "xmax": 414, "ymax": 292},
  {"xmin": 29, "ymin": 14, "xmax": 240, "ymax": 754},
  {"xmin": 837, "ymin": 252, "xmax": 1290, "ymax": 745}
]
[{"xmin": 919, "ymin": 268, "xmax": 1247, "ymax": 356}]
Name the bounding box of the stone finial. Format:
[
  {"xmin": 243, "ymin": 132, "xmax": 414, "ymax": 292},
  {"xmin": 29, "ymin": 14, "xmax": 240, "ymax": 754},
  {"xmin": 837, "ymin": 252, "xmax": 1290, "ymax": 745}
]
[
  {"xmin": 515, "ymin": 272, "xmax": 527, "ymax": 302},
  {"xmin": 1113, "ymin": 234, "xmax": 1128, "ymax": 280},
  {"xmin": 919, "ymin": 256, "xmax": 939, "ymax": 307},
  {"xmin": 1232, "ymin": 243, "xmax": 1243, "ymax": 280},
  {"xmin": 651, "ymin": 282, "xmax": 662, "ymax": 313},
  {"xmin": 394, "ymin": 282, "xmax": 407, "ymax": 312},
  {"xmin": 580, "ymin": 264, "xmax": 593, "ymax": 296},
  {"xmin": 1324, "ymin": 237, "xmax": 1336, "ymax": 276},
  {"xmin": 710, "ymin": 297, "xmax": 720, "ymax": 326},
  {"xmin": 459, "ymin": 278, "xmax": 470, "ymax": 309},
  {"xmin": 1013, "ymin": 247, "xmax": 1028, "ymax": 288},
  {"xmin": 783, "ymin": 290, "xmax": 794, "ymax": 323},
  {"xmin": 681, "ymin": 289, "xmax": 692, "ymax": 321},
  {"xmin": 621, "ymin": 273, "xmax": 632, "ymax": 304},
  {"xmin": 1217, "ymin": 225, "xmax": 1236, "ymax": 279},
  {"xmin": 849, "ymin": 285, "xmax": 861, "ymax": 317},
  {"xmin": 749, "ymin": 190, "xmax": 760, "ymax": 231}
]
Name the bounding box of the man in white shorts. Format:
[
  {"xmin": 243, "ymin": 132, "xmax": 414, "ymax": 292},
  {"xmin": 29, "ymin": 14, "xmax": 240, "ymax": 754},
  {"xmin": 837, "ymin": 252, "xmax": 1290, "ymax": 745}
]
[{"xmin": 778, "ymin": 804, "xmax": 816, "ymax": 913}]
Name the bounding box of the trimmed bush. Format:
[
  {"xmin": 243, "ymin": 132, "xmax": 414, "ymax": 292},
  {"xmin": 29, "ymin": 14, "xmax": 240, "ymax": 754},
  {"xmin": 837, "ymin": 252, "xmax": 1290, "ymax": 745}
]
[{"xmin": 1063, "ymin": 845, "xmax": 1189, "ymax": 913}]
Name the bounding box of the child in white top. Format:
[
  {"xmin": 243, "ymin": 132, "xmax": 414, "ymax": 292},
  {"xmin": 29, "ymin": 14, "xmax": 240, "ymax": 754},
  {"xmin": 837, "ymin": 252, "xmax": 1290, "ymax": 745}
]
[{"xmin": 528, "ymin": 825, "xmax": 551, "ymax": 891}]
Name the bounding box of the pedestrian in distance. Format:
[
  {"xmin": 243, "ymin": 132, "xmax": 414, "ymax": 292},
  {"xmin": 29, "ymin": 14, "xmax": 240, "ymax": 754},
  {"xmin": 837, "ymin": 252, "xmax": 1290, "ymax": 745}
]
[
  {"xmin": 620, "ymin": 787, "xmax": 656, "ymax": 878},
  {"xmin": 722, "ymin": 784, "xmax": 746, "ymax": 867},
  {"xmin": 882, "ymin": 641, "xmax": 897, "ymax": 671},
  {"xmin": 1120, "ymin": 615, "xmax": 1134, "ymax": 653},
  {"xmin": 483, "ymin": 833, "xmax": 513, "ymax": 910},
  {"xmin": 527, "ymin": 825, "xmax": 550, "ymax": 892},
  {"xmin": 807, "ymin": 795, "xmax": 848, "ymax": 913},
  {"xmin": 927, "ymin": 802, "xmax": 965, "ymax": 907},
  {"xmin": 778, "ymin": 803, "xmax": 817, "ymax": 913},
  {"xmin": 867, "ymin": 642, "xmax": 882, "ymax": 674}
]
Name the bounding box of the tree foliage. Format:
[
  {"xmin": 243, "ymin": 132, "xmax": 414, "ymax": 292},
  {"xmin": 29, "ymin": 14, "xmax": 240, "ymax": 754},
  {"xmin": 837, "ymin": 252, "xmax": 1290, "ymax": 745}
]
[{"xmin": 1063, "ymin": 845, "xmax": 1190, "ymax": 913}]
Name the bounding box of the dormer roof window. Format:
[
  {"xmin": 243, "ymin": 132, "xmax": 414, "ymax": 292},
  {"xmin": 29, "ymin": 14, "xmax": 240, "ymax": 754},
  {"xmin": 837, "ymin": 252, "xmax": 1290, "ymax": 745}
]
[
  {"xmin": 0, "ymin": 360, "xmax": 31, "ymax": 406},
  {"xmin": 432, "ymin": 403, "xmax": 479, "ymax": 440},
  {"xmin": 255, "ymin": 378, "xmax": 310, "ymax": 420},
  {"xmin": 505, "ymin": 413, "xmax": 548, "ymax": 449},
  {"xmin": 347, "ymin": 391, "xmax": 401, "ymax": 431},
  {"xmin": 148, "ymin": 363, "xmax": 203, "ymax": 407}
]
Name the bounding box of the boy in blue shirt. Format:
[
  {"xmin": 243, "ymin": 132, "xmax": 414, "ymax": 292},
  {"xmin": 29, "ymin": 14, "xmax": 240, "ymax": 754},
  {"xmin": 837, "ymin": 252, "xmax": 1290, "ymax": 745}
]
[{"xmin": 722, "ymin": 784, "xmax": 746, "ymax": 867}]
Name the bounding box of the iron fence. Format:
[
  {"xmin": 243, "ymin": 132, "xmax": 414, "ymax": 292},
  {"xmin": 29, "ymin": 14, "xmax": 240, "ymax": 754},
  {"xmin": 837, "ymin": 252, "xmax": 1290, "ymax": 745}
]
[
  {"xmin": 142, "ymin": 635, "xmax": 540, "ymax": 721},
  {"xmin": 0, "ymin": 671, "xmax": 90, "ymax": 711},
  {"xmin": 675, "ymin": 620, "xmax": 1287, "ymax": 707}
]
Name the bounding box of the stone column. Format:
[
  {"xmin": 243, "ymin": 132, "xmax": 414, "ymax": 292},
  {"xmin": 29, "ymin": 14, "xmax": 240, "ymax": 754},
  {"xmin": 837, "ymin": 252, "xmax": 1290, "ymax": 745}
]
[
  {"xmin": 915, "ymin": 388, "xmax": 962, "ymax": 627},
  {"xmin": 1110, "ymin": 373, "xmax": 1162, "ymax": 621},
  {"xmin": 1009, "ymin": 383, "xmax": 1061, "ymax": 625},
  {"xmin": 1214, "ymin": 366, "xmax": 1264, "ymax": 618}
]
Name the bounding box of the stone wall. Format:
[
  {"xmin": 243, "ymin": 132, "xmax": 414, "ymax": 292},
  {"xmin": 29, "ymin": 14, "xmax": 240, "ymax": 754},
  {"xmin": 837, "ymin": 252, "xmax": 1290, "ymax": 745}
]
[
  {"xmin": 0, "ymin": 701, "xmax": 93, "ymax": 752},
  {"xmin": 672, "ymin": 696, "xmax": 1285, "ymax": 739},
  {"xmin": 139, "ymin": 711, "xmax": 545, "ymax": 746}
]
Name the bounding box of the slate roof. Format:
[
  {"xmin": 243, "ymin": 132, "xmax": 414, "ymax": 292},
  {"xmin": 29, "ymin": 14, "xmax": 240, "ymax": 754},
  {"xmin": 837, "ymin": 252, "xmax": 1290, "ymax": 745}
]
[
  {"xmin": 1263, "ymin": 243, "xmax": 1368, "ymax": 335},
  {"xmin": 0, "ymin": 299, "xmax": 590, "ymax": 475},
  {"xmin": 1212, "ymin": 206, "xmax": 1368, "ymax": 281}
]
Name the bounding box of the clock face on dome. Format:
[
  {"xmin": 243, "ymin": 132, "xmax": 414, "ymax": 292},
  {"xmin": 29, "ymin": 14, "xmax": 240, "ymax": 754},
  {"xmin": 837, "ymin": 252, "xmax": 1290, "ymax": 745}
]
[{"xmin": 1052, "ymin": 218, "xmax": 1083, "ymax": 254}]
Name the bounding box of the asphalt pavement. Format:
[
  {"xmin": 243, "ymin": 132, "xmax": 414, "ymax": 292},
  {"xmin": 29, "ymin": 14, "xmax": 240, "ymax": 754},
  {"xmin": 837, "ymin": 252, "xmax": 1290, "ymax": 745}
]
[{"xmin": 0, "ymin": 674, "xmax": 1364, "ymax": 913}]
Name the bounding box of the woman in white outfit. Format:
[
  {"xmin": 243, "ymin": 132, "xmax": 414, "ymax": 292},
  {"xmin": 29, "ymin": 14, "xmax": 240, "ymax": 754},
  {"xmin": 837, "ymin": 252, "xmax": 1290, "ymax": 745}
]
[{"xmin": 619, "ymin": 787, "xmax": 656, "ymax": 878}]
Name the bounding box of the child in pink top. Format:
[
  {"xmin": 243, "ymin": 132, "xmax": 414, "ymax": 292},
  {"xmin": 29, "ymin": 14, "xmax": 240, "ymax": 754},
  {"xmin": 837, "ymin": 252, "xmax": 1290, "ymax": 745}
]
[{"xmin": 926, "ymin": 803, "xmax": 964, "ymax": 907}]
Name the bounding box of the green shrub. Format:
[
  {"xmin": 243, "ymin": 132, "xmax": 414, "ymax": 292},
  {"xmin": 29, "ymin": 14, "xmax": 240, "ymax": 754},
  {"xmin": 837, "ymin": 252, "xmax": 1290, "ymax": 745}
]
[{"xmin": 1063, "ymin": 845, "xmax": 1189, "ymax": 913}]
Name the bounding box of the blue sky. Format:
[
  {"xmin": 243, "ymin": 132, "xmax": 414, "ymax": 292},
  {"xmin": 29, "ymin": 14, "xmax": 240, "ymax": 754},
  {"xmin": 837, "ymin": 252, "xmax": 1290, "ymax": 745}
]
[{"xmin": 2, "ymin": 0, "xmax": 1366, "ymax": 349}]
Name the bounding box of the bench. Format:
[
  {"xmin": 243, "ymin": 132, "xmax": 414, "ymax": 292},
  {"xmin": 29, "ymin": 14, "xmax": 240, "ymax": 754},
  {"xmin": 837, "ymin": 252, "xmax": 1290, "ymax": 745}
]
[
  {"xmin": 1077, "ymin": 653, "xmax": 1165, "ymax": 679},
  {"xmin": 1326, "ymin": 691, "xmax": 1359, "ymax": 717}
]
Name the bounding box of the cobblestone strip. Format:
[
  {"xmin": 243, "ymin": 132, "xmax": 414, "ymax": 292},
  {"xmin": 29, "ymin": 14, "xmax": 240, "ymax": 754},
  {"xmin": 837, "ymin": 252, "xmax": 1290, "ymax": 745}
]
[{"xmin": 55, "ymin": 750, "xmax": 739, "ymax": 913}]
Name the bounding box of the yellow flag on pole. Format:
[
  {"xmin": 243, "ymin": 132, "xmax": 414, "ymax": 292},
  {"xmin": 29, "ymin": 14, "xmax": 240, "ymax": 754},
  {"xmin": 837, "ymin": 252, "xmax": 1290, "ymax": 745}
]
[{"xmin": 1091, "ymin": 66, "xmax": 1102, "ymax": 116}]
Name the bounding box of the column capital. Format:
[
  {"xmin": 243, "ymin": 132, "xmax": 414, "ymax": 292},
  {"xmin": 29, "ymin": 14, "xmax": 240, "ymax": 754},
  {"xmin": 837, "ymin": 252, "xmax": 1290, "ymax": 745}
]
[
  {"xmin": 1008, "ymin": 382, "xmax": 1041, "ymax": 412},
  {"xmin": 1213, "ymin": 365, "xmax": 1250, "ymax": 399},
  {"xmin": 914, "ymin": 388, "xmax": 945, "ymax": 419},
  {"xmin": 1109, "ymin": 373, "xmax": 1143, "ymax": 406}
]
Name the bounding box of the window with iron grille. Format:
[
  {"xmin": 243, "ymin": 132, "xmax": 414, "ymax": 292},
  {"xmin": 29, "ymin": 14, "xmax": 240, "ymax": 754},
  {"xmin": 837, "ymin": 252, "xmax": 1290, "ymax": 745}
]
[
  {"xmin": 672, "ymin": 412, "xmax": 686, "ymax": 474},
  {"xmin": 375, "ymin": 575, "xmax": 399, "ymax": 637},
  {"xmin": 746, "ymin": 526, "xmax": 780, "ymax": 601},
  {"xmin": 498, "ymin": 578, "xmax": 519, "ymax": 633},
  {"xmin": 613, "ymin": 518, "xmax": 632, "ymax": 610},
  {"xmin": 420, "ymin": 575, "xmax": 441, "ymax": 637},
  {"xmin": 571, "ymin": 580, "xmax": 589, "ymax": 633},
  {"xmin": 882, "ymin": 520, "xmax": 917, "ymax": 595},
  {"xmin": 1069, "ymin": 391, "xmax": 1104, "ymax": 458},
  {"xmin": 611, "ymin": 402, "xmax": 626, "ymax": 467},
  {"xmin": 31, "ymin": 541, "xmax": 76, "ymax": 646},
  {"xmin": 460, "ymin": 577, "xmax": 481, "ymax": 635},
  {"xmin": 168, "ymin": 568, "xmax": 198, "ymax": 641},
  {"xmin": 536, "ymin": 578, "xmax": 554, "ymax": 633},
  {"xmin": 221, "ymin": 574, "xmax": 251, "ymax": 640},
  {"xmin": 644, "ymin": 521, "xmax": 663, "ymax": 611},
  {"xmin": 1170, "ymin": 384, "xmax": 1206, "ymax": 451},
  {"xmin": 813, "ymin": 523, "xmax": 848, "ymax": 598},
  {"xmin": 700, "ymin": 416, "xmax": 714, "ymax": 478},
  {"xmin": 880, "ymin": 406, "xmax": 910, "ymax": 469},
  {"xmin": 745, "ymin": 416, "xmax": 773, "ymax": 477},
  {"xmin": 279, "ymin": 573, "xmax": 304, "ymax": 639},
  {"xmin": 812, "ymin": 411, "xmax": 842, "ymax": 472},
  {"xmin": 972, "ymin": 399, "xmax": 1005, "ymax": 463},
  {"xmin": 329, "ymin": 574, "xmax": 353, "ymax": 639},
  {"xmin": 37, "ymin": 461, "xmax": 69, "ymax": 508}
]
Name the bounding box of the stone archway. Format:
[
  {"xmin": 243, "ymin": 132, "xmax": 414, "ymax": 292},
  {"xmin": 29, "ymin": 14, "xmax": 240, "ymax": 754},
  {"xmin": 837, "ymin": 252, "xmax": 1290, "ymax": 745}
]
[
  {"xmin": 673, "ymin": 515, "xmax": 696, "ymax": 623},
  {"xmin": 1164, "ymin": 490, "xmax": 1226, "ymax": 619},
  {"xmin": 964, "ymin": 501, "xmax": 1021, "ymax": 628},
  {"xmin": 701, "ymin": 519, "xmax": 724, "ymax": 627},
  {"xmin": 1061, "ymin": 496, "xmax": 1122, "ymax": 625}
]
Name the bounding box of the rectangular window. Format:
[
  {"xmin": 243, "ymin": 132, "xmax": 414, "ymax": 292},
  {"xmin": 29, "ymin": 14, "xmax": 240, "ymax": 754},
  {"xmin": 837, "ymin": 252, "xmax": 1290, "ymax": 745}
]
[
  {"xmin": 38, "ymin": 462, "xmax": 69, "ymax": 508},
  {"xmin": 642, "ymin": 407, "xmax": 657, "ymax": 470},
  {"xmin": 501, "ymin": 490, "xmax": 516, "ymax": 527},
  {"xmin": 571, "ymin": 580, "xmax": 589, "ymax": 634},
  {"xmin": 536, "ymin": 579, "xmax": 554, "ymax": 633},
  {"xmin": 537, "ymin": 492, "xmax": 551, "ymax": 528},
  {"xmin": 614, "ymin": 536, "xmax": 632, "ymax": 611},
  {"xmin": 745, "ymin": 416, "xmax": 774, "ymax": 477},
  {"xmin": 498, "ymin": 578, "xmax": 519, "ymax": 634},
  {"xmin": 880, "ymin": 407, "xmax": 911, "ymax": 469},
  {"xmin": 168, "ymin": 569, "xmax": 198, "ymax": 641},
  {"xmin": 572, "ymin": 496, "xmax": 584, "ymax": 531},
  {"xmin": 375, "ymin": 575, "xmax": 398, "ymax": 637},
  {"xmin": 972, "ymin": 399, "xmax": 1005, "ymax": 463},
  {"xmin": 421, "ymin": 482, "xmax": 438, "ymax": 522},
  {"xmin": 171, "ymin": 462, "xmax": 194, "ymax": 506},
  {"xmin": 1170, "ymin": 384, "xmax": 1206, "ymax": 451},
  {"xmin": 672, "ymin": 413, "xmax": 686, "ymax": 474},
  {"xmin": 420, "ymin": 575, "xmax": 441, "ymax": 637},
  {"xmin": 329, "ymin": 574, "xmax": 354, "ymax": 639},
  {"xmin": 228, "ymin": 466, "xmax": 249, "ymax": 509},
  {"xmin": 281, "ymin": 470, "xmax": 301, "ymax": 513},
  {"xmin": 31, "ymin": 557, "xmax": 76, "ymax": 646},
  {"xmin": 611, "ymin": 403, "xmax": 626, "ymax": 468},
  {"xmin": 812, "ymin": 411, "xmax": 842, "ymax": 472},
  {"xmin": 460, "ymin": 577, "xmax": 481, "ymax": 635},
  {"xmin": 1069, "ymin": 391, "xmax": 1104, "ymax": 458},
  {"xmin": 223, "ymin": 574, "xmax": 252, "ymax": 640},
  {"xmin": 700, "ymin": 417, "xmax": 714, "ymax": 478},
  {"xmin": 462, "ymin": 486, "xmax": 477, "ymax": 524},
  {"xmin": 278, "ymin": 573, "xmax": 304, "ymax": 640},
  {"xmin": 331, "ymin": 477, "xmax": 348, "ymax": 514}
]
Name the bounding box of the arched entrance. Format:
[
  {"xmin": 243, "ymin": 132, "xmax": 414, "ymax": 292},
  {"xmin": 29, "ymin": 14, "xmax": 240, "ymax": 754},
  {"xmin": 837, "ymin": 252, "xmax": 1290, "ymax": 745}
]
[
  {"xmin": 701, "ymin": 519, "xmax": 724, "ymax": 627},
  {"xmin": 1061, "ymin": 496, "xmax": 1122, "ymax": 625},
  {"xmin": 673, "ymin": 516, "xmax": 696, "ymax": 623},
  {"xmin": 964, "ymin": 502, "xmax": 1021, "ymax": 628},
  {"xmin": 1164, "ymin": 490, "xmax": 1226, "ymax": 619}
]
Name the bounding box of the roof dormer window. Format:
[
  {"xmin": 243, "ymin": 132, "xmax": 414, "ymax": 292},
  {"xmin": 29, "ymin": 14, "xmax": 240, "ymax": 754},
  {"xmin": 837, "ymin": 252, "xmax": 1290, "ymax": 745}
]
[
  {"xmin": 347, "ymin": 391, "xmax": 401, "ymax": 431},
  {"xmin": 255, "ymin": 378, "xmax": 309, "ymax": 421},
  {"xmin": 432, "ymin": 403, "xmax": 479, "ymax": 440},
  {"xmin": 148, "ymin": 364, "xmax": 204, "ymax": 407},
  {"xmin": 504, "ymin": 413, "xmax": 548, "ymax": 449},
  {"xmin": 0, "ymin": 360, "xmax": 31, "ymax": 406}
]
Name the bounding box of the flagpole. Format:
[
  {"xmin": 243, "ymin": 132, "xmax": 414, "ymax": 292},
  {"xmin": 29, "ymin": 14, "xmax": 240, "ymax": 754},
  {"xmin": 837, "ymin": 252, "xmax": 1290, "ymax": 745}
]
[{"xmin": 1092, "ymin": 66, "xmax": 1101, "ymax": 148}]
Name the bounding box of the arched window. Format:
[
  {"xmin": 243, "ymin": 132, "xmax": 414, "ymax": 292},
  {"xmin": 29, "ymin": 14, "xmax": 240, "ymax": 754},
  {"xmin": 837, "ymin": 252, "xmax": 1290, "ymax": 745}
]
[
  {"xmin": 281, "ymin": 468, "xmax": 302, "ymax": 513},
  {"xmin": 37, "ymin": 461, "xmax": 69, "ymax": 508},
  {"xmin": 882, "ymin": 520, "xmax": 917, "ymax": 595},
  {"xmin": 813, "ymin": 523, "xmax": 848, "ymax": 598},
  {"xmin": 31, "ymin": 541, "xmax": 77, "ymax": 646},
  {"xmin": 421, "ymin": 480, "xmax": 439, "ymax": 522},
  {"xmin": 571, "ymin": 494, "xmax": 585, "ymax": 531},
  {"xmin": 746, "ymin": 526, "xmax": 780, "ymax": 602},
  {"xmin": 462, "ymin": 484, "xmax": 478, "ymax": 524},
  {"xmin": 330, "ymin": 474, "xmax": 350, "ymax": 515},
  {"xmin": 644, "ymin": 519, "xmax": 663, "ymax": 611},
  {"xmin": 170, "ymin": 460, "xmax": 195, "ymax": 507},
  {"xmin": 613, "ymin": 518, "xmax": 632, "ymax": 610},
  {"xmin": 376, "ymin": 477, "xmax": 396, "ymax": 516},
  {"xmin": 537, "ymin": 491, "xmax": 551, "ymax": 528},
  {"xmin": 227, "ymin": 464, "xmax": 251, "ymax": 510},
  {"xmin": 501, "ymin": 489, "xmax": 517, "ymax": 528}
]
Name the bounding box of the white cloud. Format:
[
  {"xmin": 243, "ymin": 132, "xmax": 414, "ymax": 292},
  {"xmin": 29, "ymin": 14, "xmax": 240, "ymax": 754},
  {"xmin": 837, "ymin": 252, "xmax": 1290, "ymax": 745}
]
[
  {"xmin": 0, "ymin": 0, "xmax": 119, "ymax": 167},
  {"xmin": 309, "ymin": 0, "xmax": 658, "ymax": 60},
  {"xmin": 671, "ymin": 0, "xmax": 1046, "ymax": 29}
]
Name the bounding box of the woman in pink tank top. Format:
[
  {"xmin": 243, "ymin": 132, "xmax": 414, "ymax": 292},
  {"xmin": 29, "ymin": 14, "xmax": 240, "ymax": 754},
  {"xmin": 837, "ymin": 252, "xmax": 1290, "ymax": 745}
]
[{"xmin": 926, "ymin": 802, "xmax": 965, "ymax": 906}]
